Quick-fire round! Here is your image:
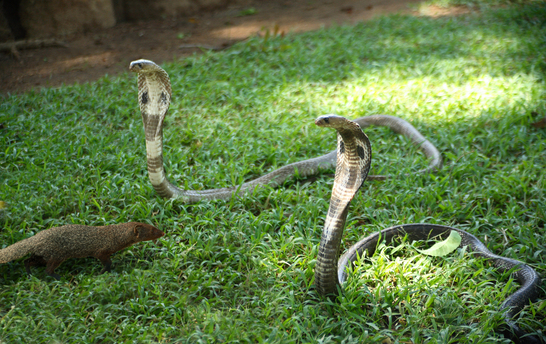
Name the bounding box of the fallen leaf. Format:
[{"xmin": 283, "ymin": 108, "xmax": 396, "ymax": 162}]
[{"xmin": 417, "ymin": 230, "xmax": 461, "ymax": 257}]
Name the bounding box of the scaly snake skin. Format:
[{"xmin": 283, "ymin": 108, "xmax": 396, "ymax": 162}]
[
  {"xmin": 129, "ymin": 59, "xmax": 441, "ymax": 202},
  {"xmin": 315, "ymin": 115, "xmax": 542, "ymax": 344},
  {"xmin": 129, "ymin": 60, "xmax": 542, "ymax": 342}
]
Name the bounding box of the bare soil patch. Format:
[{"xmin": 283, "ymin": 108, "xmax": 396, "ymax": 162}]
[{"xmin": 0, "ymin": 0, "xmax": 449, "ymax": 95}]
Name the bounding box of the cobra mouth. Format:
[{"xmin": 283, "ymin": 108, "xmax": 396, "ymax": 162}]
[
  {"xmin": 315, "ymin": 114, "xmax": 342, "ymax": 127},
  {"xmin": 129, "ymin": 61, "xmax": 143, "ymax": 72},
  {"xmin": 129, "ymin": 59, "xmax": 155, "ymax": 73}
]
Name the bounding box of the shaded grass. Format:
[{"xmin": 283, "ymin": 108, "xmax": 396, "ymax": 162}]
[{"xmin": 1, "ymin": 1, "xmax": 546, "ymax": 343}]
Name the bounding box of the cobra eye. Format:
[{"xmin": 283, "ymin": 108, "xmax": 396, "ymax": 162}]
[{"xmin": 324, "ymin": 117, "xmax": 330, "ymax": 124}]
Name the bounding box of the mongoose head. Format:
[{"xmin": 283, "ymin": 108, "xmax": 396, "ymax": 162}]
[{"xmin": 131, "ymin": 222, "xmax": 164, "ymax": 242}]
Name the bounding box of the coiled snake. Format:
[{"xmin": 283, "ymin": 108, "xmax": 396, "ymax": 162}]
[{"xmin": 130, "ymin": 60, "xmax": 542, "ymax": 343}]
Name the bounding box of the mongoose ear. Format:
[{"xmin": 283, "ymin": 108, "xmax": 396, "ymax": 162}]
[{"xmin": 134, "ymin": 225, "xmax": 142, "ymax": 238}]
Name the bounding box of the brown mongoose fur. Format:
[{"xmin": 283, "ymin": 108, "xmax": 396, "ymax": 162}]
[{"xmin": 0, "ymin": 222, "xmax": 164, "ymax": 280}]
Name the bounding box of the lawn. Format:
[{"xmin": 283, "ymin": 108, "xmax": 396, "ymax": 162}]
[{"xmin": 1, "ymin": 1, "xmax": 545, "ymax": 343}]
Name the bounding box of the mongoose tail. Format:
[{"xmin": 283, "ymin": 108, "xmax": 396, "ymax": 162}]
[
  {"xmin": 0, "ymin": 236, "xmax": 40, "ymax": 263},
  {"xmin": 0, "ymin": 222, "xmax": 164, "ymax": 280}
]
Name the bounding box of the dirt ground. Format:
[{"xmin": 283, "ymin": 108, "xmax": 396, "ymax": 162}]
[{"xmin": 0, "ymin": 0, "xmax": 458, "ymax": 95}]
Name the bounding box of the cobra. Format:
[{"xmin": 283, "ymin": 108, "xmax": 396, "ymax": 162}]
[
  {"xmin": 129, "ymin": 59, "xmax": 441, "ymax": 202},
  {"xmin": 129, "ymin": 59, "xmax": 542, "ymax": 342},
  {"xmin": 315, "ymin": 114, "xmax": 542, "ymax": 344}
]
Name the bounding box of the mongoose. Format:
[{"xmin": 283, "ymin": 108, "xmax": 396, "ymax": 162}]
[{"xmin": 0, "ymin": 222, "xmax": 164, "ymax": 280}]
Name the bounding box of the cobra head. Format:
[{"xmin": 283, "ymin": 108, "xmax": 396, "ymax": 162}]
[
  {"xmin": 315, "ymin": 114, "xmax": 371, "ymax": 200},
  {"xmin": 129, "ymin": 59, "xmax": 172, "ymax": 140}
]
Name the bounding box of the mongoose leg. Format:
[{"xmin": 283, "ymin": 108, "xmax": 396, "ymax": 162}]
[
  {"xmin": 45, "ymin": 260, "xmax": 64, "ymax": 280},
  {"xmin": 98, "ymin": 255, "xmax": 113, "ymax": 273},
  {"xmin": 24, "ymin": 255, "xmax": 47, "ymax": 275}
]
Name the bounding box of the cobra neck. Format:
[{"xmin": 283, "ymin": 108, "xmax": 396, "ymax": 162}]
[
  {"xmin": 315, "ymin": 202, "xmax": 350, "ymax": 296},
  {"xmin": 314, "ymin": 125, "xmax": 371, "ymax": 297},
  {"xmin": 144, "ymin": 130, "xmax": 184, "ymax": 199}
]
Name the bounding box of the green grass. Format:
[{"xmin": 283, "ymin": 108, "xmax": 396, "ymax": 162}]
[{"xmin": 1, "ymin": 2, "xmax": 546, "ymax": 343}]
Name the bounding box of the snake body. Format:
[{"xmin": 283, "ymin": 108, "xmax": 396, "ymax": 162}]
[
  {"xmin": 129, "ymin": 60, "xmax": 542, "ymax": 342},
  {"xmin": 315, "ymin": 115, "xmax": 542, "ymax": 343},
  {"xmin": 129, "ymin": 59, "xmax": 441, "ymax": 202}
]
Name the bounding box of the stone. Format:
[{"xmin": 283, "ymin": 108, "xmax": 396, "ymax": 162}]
[{"xmin": 19, "ymin": 0, "xmax": 116, "ymax": 38}]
